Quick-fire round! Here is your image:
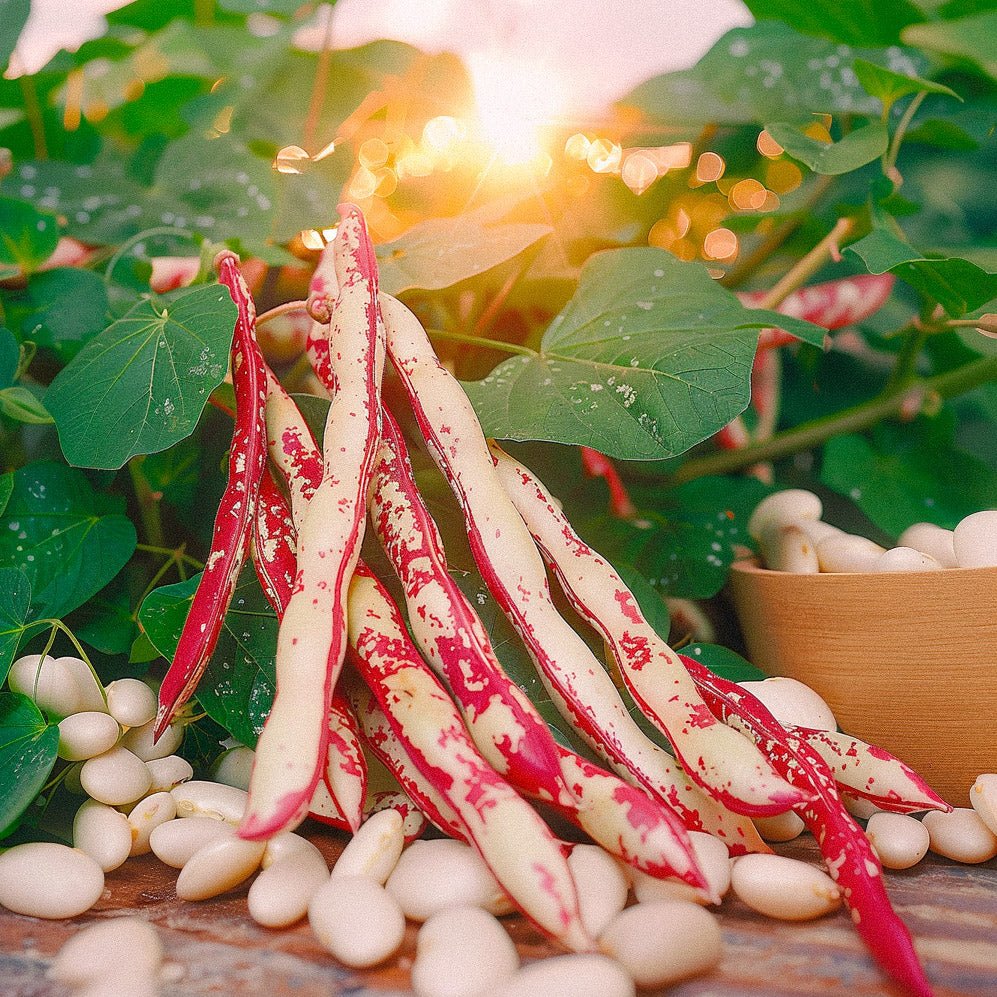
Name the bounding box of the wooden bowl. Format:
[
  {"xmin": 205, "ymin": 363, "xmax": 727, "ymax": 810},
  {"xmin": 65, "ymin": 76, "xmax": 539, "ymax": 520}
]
[{"xmin": 728, "ymin": 559, "xmax": 997, "ymax": 806}]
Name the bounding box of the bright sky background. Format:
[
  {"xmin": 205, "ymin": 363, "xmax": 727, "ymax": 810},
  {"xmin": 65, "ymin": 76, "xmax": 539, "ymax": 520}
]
[{"xmin": 16, "ymin": 0, "xmax": 750, "ymax": 115}]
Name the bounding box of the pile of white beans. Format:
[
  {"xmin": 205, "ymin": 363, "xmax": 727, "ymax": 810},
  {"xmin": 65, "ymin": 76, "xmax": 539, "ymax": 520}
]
[
  {"xmin": 2, "ymin": 659, "xmax": 996, "ymax": 996},
  {"xmin": 748, "ymin": 491, "xmax": 997, "ymax": 573}
]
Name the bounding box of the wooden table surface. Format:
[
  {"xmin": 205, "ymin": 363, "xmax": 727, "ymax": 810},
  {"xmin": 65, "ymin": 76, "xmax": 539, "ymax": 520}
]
[{"xmin": 1, "ymin": 831, "xmax": 994, "ymax": 997}]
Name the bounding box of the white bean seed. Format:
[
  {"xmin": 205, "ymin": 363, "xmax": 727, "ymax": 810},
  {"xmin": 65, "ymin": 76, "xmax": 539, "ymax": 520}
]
[
  {"xmin": 80, "ymin": 746, "xmax": 152, "ymax": 806},
  {"xmin": 494, "ymin": 954, "xmax": 634, "ymax": 997},
  {"xmin": 411, "ymin": 906, "xmax": 519, "ymax": 997},
  {"xmin": 753, "ymin": 810, "xmax": 806, "ymax": 843},
  {"xmin": 49, "ymin": 917, "xmax": 163, "ymax": 986},
  {"xmin": 105, "ymin": 678, "xmax": 157, "ymax": 728},
  {"xmin": 175, "ymin": 835, "xmax": 265, "ymax": 901},
  {"xmin": 632, "ymin": 831, "xmax": 730, "ymax": 906},
  {"xmin": 737, "ymin": 677, "xmax": 837, "ymax": 731},
  {"xmin": 171, "ymin": 780, "xmax": 247, "ymax": 823},
  {"xmin": 730, "ymin": 854, "xmax": 840, "ymax": 920},
  {"xmin": 897, "ymin": 522, "xmax": 958, "ymax": 568},
  {"xmin": 149, "ymin": 816, "xmax": 235, "ymax": 868},
  {"xmin": 0, "ymin": 843, "xmax": 104, "ymax": 918},
  {"xmin": 953, "ymin": 510, "xmax": 997, "ymax": 568},
  {"xmin": 120, "ymin": 719, "xmax": 183, "ymax": 762},
  {"xmin": 568, "ymin": 844, "xmax": 629, "ymax": 937},
  {"xmin": 866, "ymin": 813, "xmax": 929, "ymax": 870},
  {"xmin": 872, "ymin": 547, "xmax": 943, "ymax": 573},
  {"xmin": 57, "ymin": 712, "xmax": 121, "ymax": 761},
  {"xmin": 146, "ymin": 755, "xmax": 194, "ymax": 794},
  {"xmin": 816, "ymin": 534, "xmax": 885, "ymax": 573},
  {"xmin": 758, "ymin": 523, "xmax": 819, "ymax": 573},
  {"xmin": 9, "ymin": 655, "xmax": 91, "ymax": 719},
  {"xmin": 73, "ymin": 799, "xmax": 132, "ymax": 873},
  {"xmin": 796, "ymin": 520, "xmax": 845, "ymax": 544},
  {"xmin": 599, "ymin": 900, "xmax": 722, "ymax": 988},
  {"xmin": 386, "ymin": 839, "xmax": 507, "ymax": 922},
  {"xmin": 332, "ymin": 808, "xmax": 405, "ymax": 885},
  {"xmin": 308, "ymin": 874, "xmax": 405, "ymax": 969},
  {"xmin": 208, "ymin": 745, "xmax": 255, "ymax": 791},
  {"xmin": 748, "ymin": 490, "xmax": 822, "ymax": 542},
  {"xmin": 128, "ymin": 792, "xmax": 178, "ymax": 856},
  {"xmin": 970, "ymin": 774, "xmax": 997, "ymax": 836},
  {"xmin": 248, "ymin": 849, "xmax": 329, "ymax": 928},
  {"xmin": 923, "ymin": 808, "xmax": 997, "ymax": 864},
  {"xmin": 261, "ymin": 831, "xmax": 326, "ymax": 870}
]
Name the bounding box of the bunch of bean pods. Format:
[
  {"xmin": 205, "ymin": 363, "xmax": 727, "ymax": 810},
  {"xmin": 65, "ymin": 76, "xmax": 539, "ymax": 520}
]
[{"xmin": 155, "ymin": 204, "xmax": 948, "ymax": 996}]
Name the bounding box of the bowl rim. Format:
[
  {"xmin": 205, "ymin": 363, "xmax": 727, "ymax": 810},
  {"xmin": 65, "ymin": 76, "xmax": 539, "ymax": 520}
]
[{"xmin": 729, "ymin": 557, "xmax": 997, "ymax": 580}]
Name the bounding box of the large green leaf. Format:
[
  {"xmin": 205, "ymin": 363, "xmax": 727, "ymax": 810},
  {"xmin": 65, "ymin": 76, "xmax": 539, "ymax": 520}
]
[
  {"xmin": 0, "ymin": 0, "xmax": 30, "ymax": 73},
  {"xmin": 0, "ymin": 568, "xmax": 30, "ymax": 687},
  {"xmin": 0, "ymin": 692, "xmax": 59, "ymax": 839},
  {"xmin": 742, "ymin": 0, "xmax": 924, "ymax": 45},
  {"xmin": 0, "ymin": 462, "xmax": 136, "ymax": 620},
  {"xmin": 765, "ymin": 120, "xmax": 889, "ymax": 175},
  {"xmin": 903, "ymin": 11, "xmax": 997, "ymax": 80},
  {"xmin": 17, "ymin": 269, "xmax": 110, "ymax": 363},
  {"xmin": 0, "ymin": 472, "xmax": 12, "ymax": 517},
  {"xmin": 46, "ymin": 284, "xmax": 236, "ymax": 469},
  {"xmin": 821, "ymin": 423, "xmax": 997, "ymax": 535},
  {"xmin": 852, "ymin": 58, "xmax": 961, "ymax": 111},
  {"xmin": 0, "ymin": 198, "xmax": 60, "ymax": 280},
  {"xmin": 682, "ymin": 643, "xmax": 766, "ymax": 683},
  {"xmin": 463, "ymin": 249, "xmax": 823, "ymax": 460},
  {"xmin": 139, "ymin": 571, "xmax": 277, "ymax": 748},
  {"xmin": 622, "ymin": 23, "xmax": 927, "ymax": 125},
  {"xmin": 0, "ymin": 386, "xmax": 52, "ymax": 425},
  {"xmin": 846, "ymin": 228, "xmax": 997, "ymax": 316},
  {"xmin": 376, "ymin": 208, "xmax": 552, "ymax": 295},
  {"xmin": 0, "ymin": 327, "xmax": 17, "ymax": 387}
]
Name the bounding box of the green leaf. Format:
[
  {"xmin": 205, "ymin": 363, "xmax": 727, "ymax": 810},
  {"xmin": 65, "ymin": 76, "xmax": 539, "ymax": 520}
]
[
  {"xmin": 139, "ymin": 571, "xmax": 277, "ymax": 748},
  {"xmin": 0, "ymin": 197, "xmax": 60, "ymax": 279},
  {"xmin": 0, "ymin": 568, "xmax": 31, "ymax": 686},
  {"xmin": 0, "ymin": 472, "xmax": 12, "ymax": 517},
  {"xmin": 376, "ymin": 208, "xmax": 552, "ymax": 295},
  {"xmin": 0, "ymin": 386, "xmax": 53, "ymax": 425},
  {"xmin": 69, "ymin": 577, "xmax": 136, "ymax": 656},
  {"xmin": 46, "ymin": 284, "xmax": 236, "ymax": 469},
  {"xmin": 903, "ymin": 11, "xmax": 997, "ymax": 80},
  {"xmin": 0, "ymin": 691, "xmax": 59, "ymax": 840},
  {"xmin": 0, "ymin": 0, "xmax": 30, "ymax": 73},
  {"xmin": 19, "ymin": 269, "xmax": 110, "ymax": 363},
  {"xmin": 217, "ymin": 0, "xmax": 305, "ymax": 14},
  {"xmin": 821, "ymin": 424, "xmax": 997, "ymax": 535},
  {"xmin": 0, "ymin": 328, "xmax": 17, "ymax": 388},
  {"xmin": 846, "ymin": 228, "xmax": 997, "ymax": 316},
  {"xmin": 681, "ymin": 643, "xmax": 766, "ymax": 683},
  {"xmin": 742, "ymin": 0, "xmax": 924, "ymax": 46},
  {"xmin": 852, "ymin": 58, "xmax": 961, "ymax": 111},
  {"xmin": 622, "ymin": 23, "xmax": 928, "ymax": 125},
  {"xmin": 0, "ymin": 462, "xmax": 136, "ymax": 620},
  {"xmin": 463, "ymin": 249, "xmax": 823, "ymax": 461},
  {"xmin": 765, "ymin": 120, "xmax": 889, "ymax": 175}
]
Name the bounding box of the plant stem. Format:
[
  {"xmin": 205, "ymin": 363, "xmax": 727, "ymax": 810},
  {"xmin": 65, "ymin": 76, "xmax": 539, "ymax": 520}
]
[
  {"xmin": 128, "ymin": 458, "xmax": 165, "ymax": 548},
  {"xmin": 673, "ymin": 356, "xmax": 997, "ymax": 483},
  {"xmin": 18, "ymin": 73, "xmax": 47, "ymax": 161},
  {"xmin": 136, "ymin": 543, "xmax": 203, "ymax": 570},
  {"xmin": 22, "ymin": 619, "xmax": 106, "ymax": 702},
  {"xmin": 303, "ymin": 4, "xmax": 335, "ymax": 151},
  {"xmin": 194, "ymin": 0, "xmax": 215, "ymax": 27},
  {"xmin": 104, "ymin": 227, "xmax": 196, "ymax": 286},
  {"xmin": 258, "ymin": 300, "xmax": 308, "ymax": 325},
  {"xmin": 883, "ymin": 92, "xmax": 927, "ymax": 178},
  {"xmin": 756, "ymin": 217, "xmax": 856, "ymax": 310},
  {"xmin": 427, "ymin": 327, "xmax": 537, "ymax": 357}
]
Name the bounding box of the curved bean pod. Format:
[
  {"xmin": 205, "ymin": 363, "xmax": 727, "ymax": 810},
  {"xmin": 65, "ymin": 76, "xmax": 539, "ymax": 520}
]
[
  {"xmin": 156, "ymin": 252, "xmax": 268, "ymax": 737},
  {"xmin": 241, "ymin": 205, "xmax": 384, "ymax": 839},
  {"xmin": 490, "ymin": 441, "xmax": 802, "ymax": 817},
  {"xmin": 348, "ymin": 566, "xmax": 592, "ymax": 951},
  {"xmin": 682, "ymin": 656, "xmax": 933, "ymax": 997},
  {"xmin": 251, "ymin": 464, "xmax": 297, "ymax": 615},
  {"xmin": 364, "ymin": 789, "xmax": 429, "ymax": 844},
  {"xmin": 791, "ymin": 727, "xmax": 949, "ymax": 815}
]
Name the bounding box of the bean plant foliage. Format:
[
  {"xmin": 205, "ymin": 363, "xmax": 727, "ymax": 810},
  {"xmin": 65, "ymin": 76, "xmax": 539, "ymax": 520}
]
[{"xmin": 0, "ymin": 0, "xmax": 994, "ymax": 843}]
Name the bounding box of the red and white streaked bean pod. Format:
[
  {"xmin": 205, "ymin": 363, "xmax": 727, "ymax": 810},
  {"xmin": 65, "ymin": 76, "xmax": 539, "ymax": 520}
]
[
  {"xmin": 251, "ymin": 464, "xmax": 297, "ymax": 615},
  {"xmin": 579, "ymin": 447, "xmax": 637, "ymax": 519},
  {"xmin": 240, "ymin": 206, "xmax": 384, "ymax": 839},
  {"xmin": 344, "ymin": 670, "xmax": 471, "ymax": 842},
  {"xmin": 791, "ymin": 727, "xmax": 950, "ymax": 815},
  {"xmin": 156, "ymin": 252, "xmax": 268, "ymax": 737},
  {"xmin": 363, "ymin": 790, "xmax": 429, "ymax": 844},
  {"xmin": 489, "ymin": 442, "xmax": 803, "ymax": 818},
  {"xmin": 737, "ymin": 273, "xmax": 896, "ymax": 349},
  {"xmin": 367, "ymin": 412, "xmax": 758, "ymax": 864},
  {"xmin": 325, "ymin": 690, "xmax": 367, "ymax": 832},
  {"xmin": 682, "ymin": 656, "xmax": 933, "ymax": 997},
  {"xmin": 347, "ymin": 566, "xmax": 593, "ymax": 951},
  {"xmin": 381, "ymin": 294, "xmax": 789, "ymax": 849},
  {"xmin": 368, "ymin": 410, "xmax": 571, "ymax": 805}
]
